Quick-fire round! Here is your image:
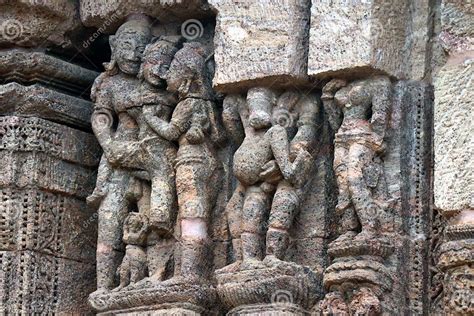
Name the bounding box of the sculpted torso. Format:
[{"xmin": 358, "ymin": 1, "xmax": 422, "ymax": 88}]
[{"xmin": 233, "ymin": 129, "xmax": 273, "ymax": 186}]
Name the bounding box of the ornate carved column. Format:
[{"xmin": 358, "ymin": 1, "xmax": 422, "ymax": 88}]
[{"xmin": 0, "ymin": 1, "xmax": 100, "ymax": 313}]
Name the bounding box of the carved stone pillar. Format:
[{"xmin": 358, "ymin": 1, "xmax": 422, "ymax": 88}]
[
  {"xmin": 432, "ymin": 1, "xmax": 473, "ymax": 314},
  {"xmin": 0, "ymin": 2, "xmax": 101, "ymax": 311},
  {"xmin": 314, "ymin": 78, "xmax": 434, "ymax": 315}
]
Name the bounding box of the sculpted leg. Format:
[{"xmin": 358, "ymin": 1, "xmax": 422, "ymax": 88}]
[
  {"xmin": 240, "ymin": 186, "xmax": 271, "ymax": 270},
  {"xmin": 265, "ymin": 181, "xmax": 298, "ymax": 262},
  {"xmin": 166, "ymin": 161, "xmax": 214, "ymax": 283},
  {"xmin": 96, "ymin": 173, "xmax": 130, "ymax": 291},
  {"xmin": 334, "ymin": 146, "xmax": 351, "ymax": 214},
  {"xmin": 149, "ymin": 168, "xmax": 176, "ymax": 233},
  {"xmin": 216, "ymin": 182, "xmax": 246, "ymax": 273},
  {"xmin": 347, "ymin": 143, "xmax": 378, "ymax": 239},
  {"xmin": 332, "ymin": 146, "xmax": 360, "ymax": 242},
  {"xmin": 87, "ymin": 156, "xmax": 112, "ymax": 208}
]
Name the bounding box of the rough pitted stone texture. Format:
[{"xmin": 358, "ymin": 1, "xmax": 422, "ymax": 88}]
[
  {"xmin": 432, "ymin": 2, "xmax": 473, "ymax": 315},
  {"xmin": 0, "ymin": 0, "xmax": 82, "ymax": 48},
  {"xmin": 434, "ymin": 59, "xmax": 473, "ymax": 213},
  {"xmin": 210, "ymin": 0, "xmax": 310, "ymax": 92},
  {"xmin": 0, "ymin": 50, "xmax": 98, "ymax": 96},
  {"xmin": 0, "ymin": 116, "xmax": 99, "ymax": 314},
  {"xmin": 308, "ymin": 0, "xmax": 410, "ymax": 79},
  {"xmin": 0, "ymin": 250, "xmax": 95, "ymax": 314},
  {"xmin": 0, "ymin": 0, "xmax": 465, "ymax": 314},
  {"xmin": 439, "ymin": 0, "xmax": 474, "ymax": 54},
  {"xmin": 80, "ymin": 0, "xmax": 211, "ymax": 32},
  {"xmin": 0, "ymin": 40, "xmax": 100, "ymax": 313},
  {"xmin": 0, "ymin": 51, "xmax": 99, "ymax": 129}
]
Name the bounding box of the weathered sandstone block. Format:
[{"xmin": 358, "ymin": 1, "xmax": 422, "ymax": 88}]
[
  {"xmin": 80, "ymin": 0, "xmax": 211, "ymax": 32},
  {"xmin": 210, "ymin": 0, "xmax": 311, "ymax": 92},
  {"xmin": 434, "ymin": 59, "xmax": 473, "ymax": 215},
  {"xmin": 0, "ymin": 0, "xmax": 82, "ymax": 48},
  {"xmin": 308, "ymin": 0, "xmax": 410, "ymax": 79}
]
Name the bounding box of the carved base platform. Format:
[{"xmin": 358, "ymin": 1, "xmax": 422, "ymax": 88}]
[
  {"xmin": 89, "ymin": 280, "xmax": 217, "ymax": 314},
  {"xmin": 216, "ymin": 259, "xmax": 319, "ymax": 311},
  {"xmin": 320, "ymin": 236, "xmax": 396, "ymax": 314},
  {"xmin": 97, "ymin": 302, "xmax": 208, "ymax": 315},
  {"xmin": 328, "ymin": 236, "xmax": 394, "ymax": 259},
  {"xmin": 228, "ymin": 303, "xmax": 310, "ymax": 315}
]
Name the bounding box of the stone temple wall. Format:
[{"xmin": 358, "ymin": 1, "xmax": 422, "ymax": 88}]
[{"xmin": 0, "ymin": 0, "xmax": 471, "ymax": 315}]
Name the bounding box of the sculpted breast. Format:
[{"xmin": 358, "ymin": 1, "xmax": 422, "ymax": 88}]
[{"xmin": 233, "ymin": 134, "xmax": 273, "ymax": 185}]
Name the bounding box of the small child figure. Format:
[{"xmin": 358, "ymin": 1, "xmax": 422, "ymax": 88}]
[{"xmin": 114, "ymin": 212, "xmax": 149, "ymax": 291}]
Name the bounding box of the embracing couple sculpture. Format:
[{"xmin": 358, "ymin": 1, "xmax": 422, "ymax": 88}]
[{"xmin": 88, "ymin": 17, "xmax": 222, "ymax": 294}]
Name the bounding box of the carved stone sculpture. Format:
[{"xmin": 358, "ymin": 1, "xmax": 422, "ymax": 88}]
[
  {"xmin": 321, "ymin": 76, "xmax": 392, "ymax": 243},
  {"xmin": 1, "ymin": 0, "xmax": 464, "ymax": 315},
  {"xmin": 319, "ymin": 76, "xmax": 397, "ymax": 315},
  {"xmin": 144, "ymin": 41, "xmax": 223, "ymax": 285},
  {"xmin": 88, "ymin": 17, "xmax": 152, "ymax": 296},
  {"xmin": 216, "ymin": 88, "xmax": 321, "ymax": 313},
  {"xmin": 115, "ymin": 212, "xmax": 149, "ymax": 290},
  {"xmin": 89, "ymin": 38, "xmax": 222, "ymax": 314}
]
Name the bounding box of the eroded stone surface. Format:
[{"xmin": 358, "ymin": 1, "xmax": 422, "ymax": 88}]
[
  {"xmin": 434, "ymin": 59, "xmax": 473, "ymax": 214},
  {"xmin": 0, "ymin": 0, "xmax": 82, "ymax": 48},
  {"xmin": 80, "ymin": 0, "xmax": 211, "ymax": 32},
  {"xmin": 210, "ymin": 0, "xmax": 311, "ymax": 92},
  {"xmin": 308, "ymin": 0, "xmax": 411, "ymax": 79}
]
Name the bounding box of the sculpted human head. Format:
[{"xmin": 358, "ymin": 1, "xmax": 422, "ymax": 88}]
[
  {"xmin": 110, "ymin": 19, "xmax": 152, "ymax": 75},
  {"xmin": 165, "ymin": 42, "xmax": 213, "ymax": 99},
  {"xmin": 247, "ymin": 87, "xmax": 276, "ymax": 130},
  {"xmin": 140, "ymin": 36, "xmax": 182, "ymax": 88}
]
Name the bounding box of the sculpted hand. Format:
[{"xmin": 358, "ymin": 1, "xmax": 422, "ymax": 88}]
[
  {"xmin": 288, "ymin": 149, "xmax": 313, "ymax": 186},
  {"xmin": 185, "ymin": 126, "xmax": 205, "ymax": 144},
  {"xmin": 322, "ymin": 79, "xmax": 347, "ymax": 99},
  {"xmin": 259, "ymin": 160, "xmax": 283, "ymax": 184}
]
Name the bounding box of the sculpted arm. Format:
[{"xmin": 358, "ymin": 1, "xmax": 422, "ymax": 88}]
[
  {"xmin": 369, "ymin": 76, "xmax": 392, "ymax": 140},
  {"xmin": 269, "ymin": 125, "xmax": 293, "ymax": 180},
  {"xmin": 222, "ymin": 95, "xmax": 246, "ymax": 145},
  {"xmin": 91, "ymin": 79, "xmax": 115, "ymax": 151},
  {"xmin": 291, "ymin": 95, "xmax": 320, "ymax": 156},
  {"xmin": 321, "ymin": 79, "xmax": 346, "ymax": 132},
  {"xmin": 143, "ymin": 98, "xmax": 193, "ymax": 141}
]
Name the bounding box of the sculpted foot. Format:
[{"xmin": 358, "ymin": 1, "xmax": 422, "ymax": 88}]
[
  {"xmin": 240, "ymin": 258, "xmax": 266, "ymax": 271},
  {"xmin": 332, "ymin": 231, "xmax": 357, "ymax": 244},
  {"xmin": 215, "ymin": 260, "xmax": 242, "ymax": 274},
  {"xmin": 354, "ymin": 229, "xmax": 377, "ymax": 241}
]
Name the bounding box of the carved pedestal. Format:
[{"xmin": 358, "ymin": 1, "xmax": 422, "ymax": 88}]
[
  {"xmin": 319, "ymin": 239, "xmax": 395, "ymax": 315},
  {"xmin": 436, "ymin": 236, "xmax": 474, "ymax": 315},
  {"xmin": 216, "ymin": 260, "xmax": 318, "ymax": 315},
  {"xmin": 89, "ymin": 282, "xmax": 217, "ymax": 315}
]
